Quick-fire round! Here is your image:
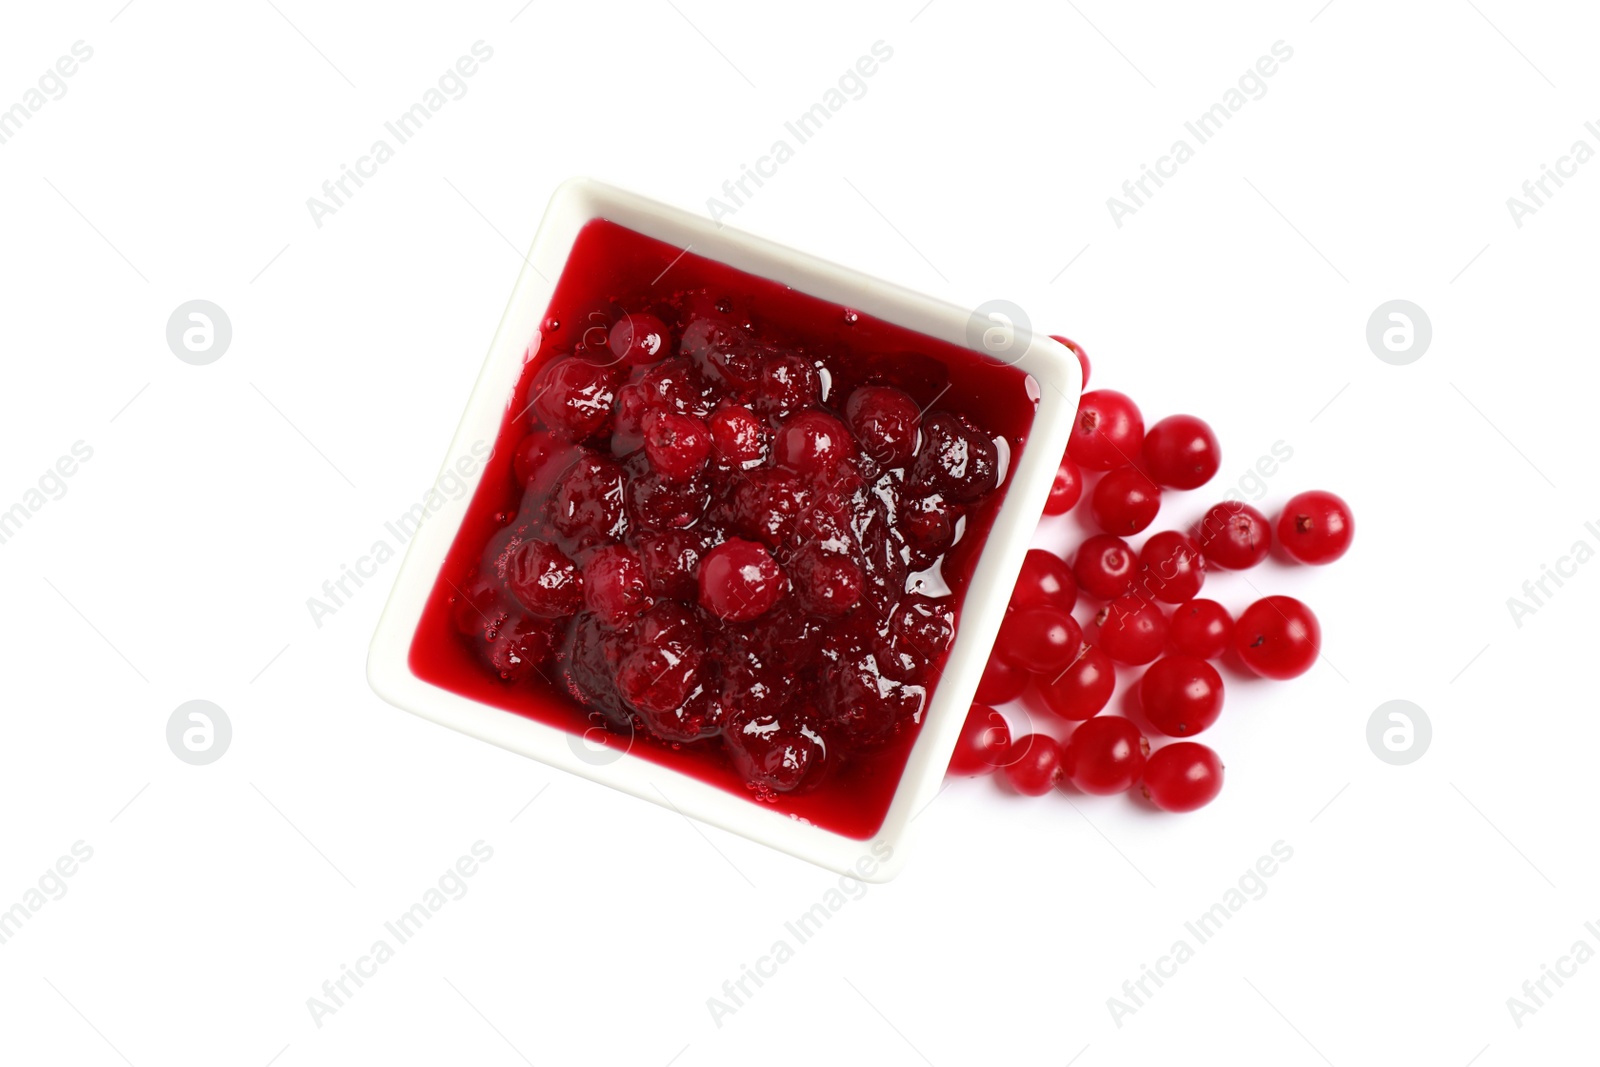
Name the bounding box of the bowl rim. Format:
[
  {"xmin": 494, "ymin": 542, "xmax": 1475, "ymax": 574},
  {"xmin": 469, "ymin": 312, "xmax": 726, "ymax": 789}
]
[{"xmin": 367, "ymin": 177, "xmax": 1081, "ymax": 881}]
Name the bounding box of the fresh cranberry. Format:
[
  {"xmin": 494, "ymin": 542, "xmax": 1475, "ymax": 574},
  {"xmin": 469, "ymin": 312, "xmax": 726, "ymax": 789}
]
[
  {"xmin": 616, "ymin": 603, "xmax": 705, "ymax": 718},
  {"xmin": 1136, "ymin": 531, "xmax": 1206, "ymax": 604},
  {"xmin": 504, "ymin": 539, "xmax": 584, "ymax": 618},
  {"xmin": 707, "ymin": 405, "xmax": 767, "ymax": 468},
  {"xmin": 1141, "ymin": 742, "xmax": 1224, "ymax": 812},
  {"xmin": 845, "ymin": 386, "xmax": 921, "ymax": 467},
  {"xmin": 722, "ymin": 708, "xmax": 828, "ymax": 794},
  {"xmin": 1062, "ymin": 716, "xmax": 1148, "ymax": 795},
  {"xmin": 530, "ymin": 358, "xmax": 617, "ymax": 440},
  {"xmin": 1235, "ymin": 596, "xmax": 1320, "ymax": 679},
  {"xmin": 788, "ymin": 545, "xmax": 865, "ymax": 617},
  {"xmin": 607, "ymin": 311, "xmax": 671, "ymax": 365},
  {"xmin": 1067, "ymin": 389, "xmax": 1143, "ymax": 471},
  {"xmin": 1142, "ymin": 415, "xmax": 1220, "ymax": 490},
  {"xmin": 949, "ymin": 704, "xmax": 1012, "ymax": 776},
  {"xmin": 1167, "ymin": 599, "xmax": 1233, "ymax": 660},
  {"xmin": 754, "ymin": 354, "xmax": 821, "ymax": 417},
  {"xmin": 996, "ymin": 607, "xmax": 1082, "ymax": 674},
  {"xmin": 728, "ymin": 468, "xmax": 806, "ymax": 547},
  {"xmin": 1003, "ymin": 734, "xmax": 1063, "ymax": 796},
  {"xmin": 1276, "ymin": 490, "xmax": 1355, "ymax": 565},
  {"xmin": 1009, "ymin": 549, "xmax": 1078, "ymax": 613},
  {"xmin": 698, "ymin": 538, "xmax": 785, "ymax": 622},
  {"xmin": 1049, "ymin": 335, "xmax": 1090, "ymax": 389},
  {"xmin": 1037, "ymin": 644, "xmax": 1114, "ymax": 721},
  {"xmin": 1194, "ymin": 501, "xmax": 1271, "ymax": 569},
  {"xmin": 976, "ymin": 653, "xmax": 1028, "ymax": 704},
  {"xmin": 1073, "ymin": 534, "xmax": 1137, "ymax": 600},
  {"xmin": 642, "ymin": 411, "xmax": 711, "ymax": 482},
  {"xmin": 549, "ymin": 452, "xmax": 627, "ymax": 546},
  {"xmin": 909, "ymin": 411, "xmax": 999, "ymax": 503},
  {"xmin": 1091, "ymin": 465, "xmax": 1161, "ymax": 535},
  {"xmin": 1042, "ymin": 453, "xmax": 1083, "ymax": 516},
  {"xmin": 773, "ymin": 410, "xmax": 854, "ymax": 475},
  {"xmin": 582, "ymin": 545, "xmax": 653, "ymax": 627},
  {"xmin": 1138, "ymin": 656, "xmax": 1224, "ymax": 737},
  {"xmin": 1091, "ymin": 595, "xmax": 1168, "ymax": 665}
]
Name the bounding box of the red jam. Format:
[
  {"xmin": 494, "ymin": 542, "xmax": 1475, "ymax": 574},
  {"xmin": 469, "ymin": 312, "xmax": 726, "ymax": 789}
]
[{"xmin": 410, "ymin": 219, "xmax": 1037, "ymax": 837}]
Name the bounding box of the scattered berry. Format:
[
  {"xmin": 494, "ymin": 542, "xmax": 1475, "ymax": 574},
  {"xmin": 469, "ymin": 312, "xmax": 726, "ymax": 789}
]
[
  {"xmin": 1277, "ymin": 490, "xmax": 1355, "ymax": 565},
  {"xmin": 1194, "ymin": 501, "xmax": 1272, "ymax": 570},
  {"xmin": 1139, "ymin": 656, "xmax": 1225, "ymax": 737},
  {"xmin": 1091, "ymin": 465, "xmax": 1161, "ymax": 535},
  {"xmin": 1043, "ymin": 454, "xmax": 1083, "ymax": 516},
  {"xmin": 996, "ymin": 607, "xmax": 1083, "ymax": 674},
  {"xmin": 1167, "ymin": 599, "xmax": 1233, "ymax": 660},
  {"xmin": 1141, "ymin": 742, "xmax": 1224, "ymax": 812},
  {"xmin": 1235, "ymin": 596, "xmax": 1320, "ymax": 679},
  {"xmin": 1003, "ymin": 734, "xmax": 1064, "ymax": 795},
  {"xmin": 1074, "ymin": 534, "xmax": 1137, "ymax": 600},
  {"xmin": 1091, "ymin": 594, "xmax": 1168, "ymax": 665},
  {"xmin": 949, "ymin": 704, "xmax": 1012, "ymax": 776},
  {"xmin": 1062, "ymin": 716, "xmax": 1148, "ymax": 795},
  {"xmin": 1137, "ymin": 530, "xmax": 1206, "ymax": 604},
  {"xmin": 1142, "ymin": 415, "xmax": 1221, "ymax": 490},
  {"xmin": 1037, "ymin": 644, "xmax": 1115, "ymax": 721},
  {"xmin": 1009, "ymin": 549, "xmax": 1078, "ymax": 613},
  {"xmin": 1067, "ymin": 389, "xmax": 1143, "ymax": 471}
]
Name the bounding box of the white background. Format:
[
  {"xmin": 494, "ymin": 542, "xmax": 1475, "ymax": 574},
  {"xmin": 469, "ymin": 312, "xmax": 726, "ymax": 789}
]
[{"xmin": 1, "ymin": 1, "xmax": 1596, "ymax": 1064}]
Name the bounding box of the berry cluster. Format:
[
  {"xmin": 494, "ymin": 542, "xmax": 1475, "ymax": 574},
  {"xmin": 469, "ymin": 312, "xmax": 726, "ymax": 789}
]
[
  {"xmin": 949, "ymin": 336, "xmax": 1354, "ymax": 812},
  {"xmin": 446, "ymin": 287, "xmax": 1015, "ymax": 800}
]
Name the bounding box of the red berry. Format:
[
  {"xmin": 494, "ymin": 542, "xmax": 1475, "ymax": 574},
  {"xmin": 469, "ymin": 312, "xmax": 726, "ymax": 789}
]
[
  {"xmin": 788, "ymin": 546, "xmax": 864, "ymax": 617},
  {"xmin": 1138, "ymin": 656, "xmax": 1224, "ymax": 737},
  {"xmin": 1235, "ymin": 596, "xmax": 1321, "ymax": 679},
  {"xmin": 1050, "ymin": 335, "xmax": 1090, "ymax": 389},
  {"xmin": 1067, "ymin": 389, "xmax": 1143, "ymax": 471},
  {"xmin": 530, "ymin": 358, "xmax": 617, "ymax": 440},
  {"xmin": 1043, "ymin": 454, "xmax": 1083, "ymax": 516},
  {"xmin": 976, "ymin": 653, "xmax": 1028, "ymax": 704},
  {"xmin": 1091, "ymin": 594, "xmax": 1168, "ymax": 665},
  {"xmin": 1142, "ymin": 415, "xmax": 1220, "ymax": 490},
  {"xmin": 910, "ymin": 411, "xmax": 1000, "ymax": 503},
  {"xmin": 1003, "ymin": 734, "xmax": 1063, "ymax": 796},
  {"xmin": 642, "ymin": 411, "xmax": 711, "ymax": 482},
  {"xmin": 607, "ymin": 311, "xmax": 670, "ymax": 365},
  {"xmin": 698, "ymin": 538, "xmax": 785, "ymax": 622},
  {"xmin": 754, "ymin": 354, "xmax": 822, "ymax": 417},
  {"xmin": 707, "ymin": 405, "xmax": 767, "ymax": 468},
  {"xmin": 550, "ymin": 452, "xmax": 628, "ymax": 546},
  {"xmin": 773, "ymin": 410, "xmax": 854, "ymax": 475},
  {"xmin": 1167, "ymin": 599, "xmax": 1233, "ymax": 659},
  {"xmin": 1141, "ymin": 742, "xmax": 1224, "ymax": 812},
  {"xmin": 1137, "ymin": 531, "xmax": 1206, "ymax": 604},
  {"xmin": 512, "ymin": 430, "xmax": 573, "ymax": 494},
  {"xmin": 1073, "ymin": 534, "xmax": 1137, "ymax": 600},
  {"xmin": 845, "ymin": 385, "xmax": 921, "ymax": 468},
  {"xmin": 505, "ymin": 539, "xmax": 584, "ymax": 618},
  {"xmin": 582, "ymin": 545, "xmax": 653, "ymax": 626},
  {"xmin": 1062, "ymin": 716, "xmax": 1148, "ymax": 795},
  {"xmin": 996, "ymin": 607, "xmax": 1082, "ymax": 674},
  {"xmin": 1194, "ymin": 501, "xmax": 1272, "ymax": 570},
  {"xmin": 1009, "ymin": 549, "xmax": 1078, "ymax": 613},
  {"xmin": 1277, "ymin": 490, "xmax": 1355, "ymax": 565},
  {"xmin": 949, "ymin": 704, "xmax": 1012, "ymax": 775},
  {"xmin": 1091, "ymin": 465, "xmax": 1161, "ymax": 535},
  {"xmin": 616, "ymin": 602, "xmax": 705, "ymax": 719},
  {"xmin": 1037, "ymin": 643, "xmax": 1115, "ymax": 721},
  {"xmin": 723, "ymin": 708, "xmax": 827, "ymax": 794}
]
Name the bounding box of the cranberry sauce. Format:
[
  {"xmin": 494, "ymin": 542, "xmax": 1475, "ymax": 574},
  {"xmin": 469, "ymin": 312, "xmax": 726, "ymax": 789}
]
[{"xmin": 410, "ymin": 218, "xmax": 1037, "ymax": 838}]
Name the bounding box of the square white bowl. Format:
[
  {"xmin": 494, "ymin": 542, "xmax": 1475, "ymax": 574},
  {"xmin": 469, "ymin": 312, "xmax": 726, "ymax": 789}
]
[{"xmin": 368, "ymin": 178, "xmax": 1081, "ymax": 881}]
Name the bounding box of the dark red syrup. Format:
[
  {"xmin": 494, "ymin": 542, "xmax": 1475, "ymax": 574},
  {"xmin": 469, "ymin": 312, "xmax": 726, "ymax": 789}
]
[{"xmin": 409, "ymin": 218, "xmax": 1037, "ymax": 838}]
